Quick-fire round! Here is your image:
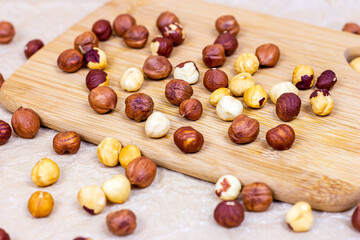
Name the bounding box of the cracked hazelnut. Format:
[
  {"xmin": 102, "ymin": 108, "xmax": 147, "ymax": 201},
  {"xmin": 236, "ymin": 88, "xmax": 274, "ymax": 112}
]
[
  {"xmin": 214, "ymin": 32, "xmax": 238, "ymax": 56},
  {"xmin": 228, "ymin": 114, "xmax": 259, "ymax": 144},
  {"xmin": 179, "ymin": 99, "xmax": 203, "ymax": 121},
  {"xmin": 243, "ymin": 84, "xmax": 267, "ymax": 109},
  {"xmin": 28, "ymin": 191, "xmax": 54, "ymax": 218},
  {"xmin": 162, "ymin": 23, "xmax": 185, "ymax": 46},
  {"xmin": 286, "ymin": 201, "xmax": 313, "ymax": 232},
  {"xmin": 24, "ymin": 39, "xmax": 44, "ymax": 59},
  {"xmin": 101, "ymin": 175, "xmax": 131, "ymax": 203},
  {"xmin": 11, "ymin": 106, "xmax": 40, "ymax": 139},
  {"xmin": 106, "ymin": 209, "xmax": 136, "ymax": 236},
  {"xmin": 228, "ymin": 72, "xmax": 254, "ymax": 97},
  {"xmin": 84, "ymin": 47, "xmax": 107, "ymax": 70},
  {"xmin": 269, "ymin": 81, "xmax": 299, "ymax": 104},
  {"xmin": 151, "ymin": 36, "xmax": 173, "ymax": 58},
  {"xmin": 126, "ymin": 157, "xmax": 157, "ymax": 188},
  {"xmin": 120, "ymin": 67, "xmax": 144, "ymax": 92},
  {"xmin": 0, "ymin": 21, "xmax": 15, "ymax": 44},
  {"xmin": 119, "ymin": 144, "xmax": 141, "ymax": 168},
  {"xmin": 57, "ymin": 49, "xmax": 83, "ymax": 73},
  {"xmin": 276, "ymin": 93, "xmax": 301, "ymax": 122},
  {"xmin": 113, "ymin": 14, "xmax": 136, "ymax": 37},
  {"xmin": 215, "ymin": 15, "xmax": 240, "ymax": 36},
  {"xmin": 241, "ymin": 182, "xmax": 273, "ymax": 212},
  {"xmin": 214, "ymin": 200, "xmax": 244, "ymax": 228},
  {"xmin": 292, "ymin": 64, "xmax": 314, "ymax": 90},
  {"xmin": 123, "ymin": 25, "xmax": 149, "ymax": 48},
  {"xmin": 97, "ymin": 137, "xmax": 122, "ymax": 167},
  {"xmin": 145, "ymin": 111, "xmax": 171, "ymax": 138},
  {"xmin": 209, "ymin": 88, "xmax": 231, "ymax": 106},
  {"xmin": 88, "ymin": 86, "xmax": 117, "ymax": 114},
  {"xmin": 86, "ymin": 69, "xmax": 109, "ymax": 91},
  {"xmin": 165, "ymin": 79, "xmax": 193, "ymax": 105},
  {"xmin": 174, "ymin": 61, "xmax": 199, "ymax": 84},
  {"xmin": 255, "ymin": 43, "xmax": 280, "ymax": 67},
  {"xmin": 92, "ymin": 19, "xmax": 112, "ymax": 41},
  {"xmin": 0, "ymin": 120, "xmax": 11, "ymax": 145},
  {"xmin": 125, "ymin": 93, "xmax": 154, "ymax": 121},
  {"xmin": 203, "ymin": 68, "xmax": 228, "ymax": 92},
  {"xmin": 156, "ymin": 11, "xmax": 180, "ymax": 32},
  {"xmin": 316, "ymin": 70, "xmax": 337, "ymax": 90},
  {"xmin": 74, "ymin": 31, "xmax": 99, "ymax": 53},
  {"xmin": 216, "ymin": 96, "xmax": 243, "ymax": 121},
  {"xmin": 309, "ymin": 89, "xmax": 334, "ymax": 116},
  {"xmin": 143, "ymin": 55, "xmax": 172, "ymax": 80},
  {"xmin": 174, "ymin": 126, "xmax": 204, "ymax": 153},
  {"xmin": 266, "ymin": 124, "xmax": 295, "ymax": 150},
  {"xmin": 202, "ymin": 44, "xmax": 226, "ymax": 68},
  {"xmin": 53, "ymin": 131, "xmax": 81, "ymax": 154},
  {"xmin": 77, "ymin": 185, "xmax": 106, "ymax": 215},
  {"xmin": 0, "ymin": 228, "xmax": 10, "ymax": 240},
  {"xmin": 215, "ymin": 175, "xmax": 242, "ymax": 200},
  {"xmin": 352, "ymin": 204, "xmax": 360, "ymax": 232},
  {"xmin": 31, "ymin": 158, "xmax": 60, "ymax": 187},
  {"xmin": 342, "ymin": 22, "xmax": 360, "ymax": 34},
  {"xmin": 0, "ymin": 73, "xmax": 4, "ymax": 88},
  {"xmin": 234, "ymin": 52, "xmax": 259, "ymax": 75}
]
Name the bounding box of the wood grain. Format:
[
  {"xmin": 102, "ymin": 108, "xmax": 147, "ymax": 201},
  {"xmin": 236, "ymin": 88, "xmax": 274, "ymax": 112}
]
[{"xmin": 1, "ymin": 0, "xmax": 360, "ymax": 211}]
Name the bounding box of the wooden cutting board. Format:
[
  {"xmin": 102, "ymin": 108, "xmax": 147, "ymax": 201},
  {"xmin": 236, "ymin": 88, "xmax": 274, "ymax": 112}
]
[{"xmin": 1, "ymin": 0, "xmax": 360, "ymax": 212}]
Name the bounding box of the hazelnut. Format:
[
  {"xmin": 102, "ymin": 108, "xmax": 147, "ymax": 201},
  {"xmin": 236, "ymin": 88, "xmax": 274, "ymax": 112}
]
[
  {"xmin": 106, "ymin": 209, "xmax": 136, "ymax": 236},
  {"xmin": 126, "ymin": 156, "xmax": 157, "ymax": 188},
  {"xmin": 142, "ymin": 55, "xmax": 172, "ymax": 80},
  {"xmin": 84, "ymin": 47, "xmax": 107, "ymax": 70},
  {"xmin": 73, "ymin": 237, "xmax": 91, "ymax": 240},
  {"xmin": 11, "ymin": 106, "xmax": 40, "ymax": 139},
  {"xmin": 28, "ymin": 191, "xmax": 54, "ymax": 218},
  {"xmin": 292, "ymin": 64, "xmax": 314, "ymax": 90},
  {"xmin": 77, "ymin": 185, "xmax": 106, "ymax": 215},
  {"xmin": 203, "ymin": 68, "xmax": 228, "ymax": 92},
  {"xmin": 269, "ymin": 81, "xmax": 299, "ymax": 104},
  {"xmin": 150, "ymin": 36, "xmax": 173, "ymax": 58},
  {"xmin": 0, "ymin": 73, "xmax": 4, "ymax": 88},
  {"xmin": 173, "ymin": 126, "xmax": 204, "ymax": 153},
  {"xmin": 113, "ymin": 14, "xmax": 136, "ymax": 37},
  {"xmin": 286, "ymin": 201, "xmax": 313, "ymax": 232},
  {"xmin": 74, "ymin": 31, "xmax": 99, "ymax": 53},
  {"xmin": 228, "ymin": 72, "xmax": 255, "ymax": 97},
  {"xmin": 216, "ymin": 95, "xmax": 243, "ymax": 121},
  {"xmin": 234, "ymin": 52, "xmax": 259, "ymax": 75},
  {"xmin": 255, "ymin": 43, "xmax": 280, "ymax": 67},
  {"xmin": 125, "ymin": 93, "xmax": 154, "ymax": 121},
  {"xmin": 351, "ymin": 204, "xmax": 360, "ymax": 232},
  {"xmin": 214, "ymin": 175, "xmax": 241, "ymax": 200},
  {"xmin": 0, "ymin": 21, "xmax": 15, "ymax": 44},
  {"xmin": 145, "ymin": 111, "xmax": 171, "ymax": 138},
  {"xmin": 179, "ymin": 99, "xmax": 203, "ymax": 121},
  {"xmin": 165, "ymin": 79, "xmax": 193, "ymax": 105},
  {"xmin": 309, "ymin": 89, "xmax": 334, "ymax": 116},
  {"xmin": 88, "ymin": 86, "xmax": 117, "ymax": 114},
  {"xmin": 120, "ymin": 67, "xmax": 144, "ymax": 92},
  {"xmin": 214, "ymin": 200, "xmax": 244, "ymax": 228},
  {"xmin": 214, "ymin": 32, "xmax": 238, "ymax": 56},
  {"xmin": 97, "ymin": 137, "xmax": 122, "ymax": 167},
  {"xmin": 31, "ymin": 158, "xmax": 60, "ymax": 187},
  {"xmin": 24, "ymin": 39, "xmax": 44, "ymax": 59},
  {"xmin": 173, "ymin": 61, "xmax": 199, "ymax": 85},
  {"xmin": 162, "ymin": 23, "xmax": 185, "ymax": 46},
  {"xmin": 342, "ymin": 22, "xmax": 360, "ymax": 34},
  {"xmin": 228, "ymin": 114, "xmax": 260, "ymax": 144},
  {"xmin": 350, "ymin": 57, "xmax": 360, "ymax": 73},
  {"xmin": 86, "ymin": 69, "xmax": 109, "ymax": 91},
  {"xmin": 266, "ymin": 124, "xmax": 295, "ymax": 150},
  {"xmin": 209, "ymin": 88, "xmax": 231, "ymax": 106},
  {"xmin": 57, "ymin": 49, "xmax": 83, "ymax": 73},
  {"xmin": 92, "ymin": 19, "xmax": 112, "ymax": 41},
  {"xmin": 0, "ymin": 228, "xmax": 10, "ymax": 240},
  {"xmin": 243, "ymin": 84, "xmax": 267, "ymax": 109},
  {"xmin": 316, "ymin": 70, "xmax": 337, "ymax": 90},
  {"xmin": 156, "ymin": 11, "xmax": 180, "ymax": 32},
  {"xmin": 123, "ymin": 25, "xmax": 149, "ymax": 49},
  {"xmin": 241, "ymin": 182, "xmax": 273, "ymax": 212},
  {"xmin": 215, "ymin": 15, "xmax": 240, "ymax": 36},
  {"xmin": 276, "ymin": 93, "xmax": 301, "ymax": 122},
  {"xmin": 119, "ymin": 144, "xmax": 141, "ymax": 168},
  {"xmin": 101, "ymin": 174, "xmax": 131, "ymax": 203},
  {"xmin": 53, "ymin": 131, "xmax": 81, "ymax": 154},
  {"xmin": 202, "ymin": 44, "xmax": 226, "ymax": 68},
  {"xmin": 0, "ymin": 120, "xmax": 11, "ymax": 145}
]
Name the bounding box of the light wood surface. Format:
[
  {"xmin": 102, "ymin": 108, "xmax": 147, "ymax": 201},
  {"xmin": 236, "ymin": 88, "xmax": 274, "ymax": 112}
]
[{"xmin": 1, "ymin": 0, "xmax": 360, "ymax": 212}]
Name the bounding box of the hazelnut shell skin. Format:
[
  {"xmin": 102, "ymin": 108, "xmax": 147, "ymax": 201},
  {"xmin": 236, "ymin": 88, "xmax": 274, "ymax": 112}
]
[
  {"xmin": 123, "ymin": 25, "xmax": 149, "ymax": 49},
  {"xmin": 316, "ymin": 69, "xmax": 337, "ymax": 90},
  {"xmin": 142, "ymin": 55, "xmax": 172, "ymax": 80},
  {"xmin": 0, "ymin": 21, "xmax": 15, "ymax": 44},
  {"xmin": 156, "ymin": 11, "xmax": 180, "ymax": 32},
  {"xmin": 255, "ymin": 43, "xmax": 280, "ymax": 67},
  {"xmin": 342, "ymin": 22, "xmax": 360, "ymax": 34},
  {"xmin": 57, "ymin": 49, "xmax": 84, "ymax": 73},
  {"xmin": 214, "ymin": 32, "xmax": 238, "ymax": 56},
  {"xmin": 24, "ymin": 39, "xmax": 44, "ymax": 59},
  {"xmin": 53, "ymin": 131, "xmax": 81, "ymax": 154},
  {"xmin": 86, "ymin": 69, "xmax": 108, "ymax": 91},
  {"xmin": 151, "ymin": 36, "xmax": 173, "ymax": 58},
  {"xmin": 162, "ymin": 23, "xmax": 185, "ymax": 46},
  {"xmin": 0, "ymin": 228, "xmax": 10, "ymax": 240},
  {"xmin": 352, "ymin": 204, "xmax": 360, "ymax": 232},
  {"xmin": 266, "ymin": 124, "xmax": 295, "ymax": 150},
  {"xmin": 92, "ymin": 19, "xmax": 112, "ymax": 41},
  {"xmin": 276, "ymin": 93, "xmax": 301, "ymax": 122},
  {"xmin": 214, "ymin": 200, "xmax": 245, "ymax": 228},
  {"xmin": 125, "ymin": 93, "xmax": 154, "ymax": 121},
  {"xmin": 0, "ymin": 120, "xmax": 12, "ymax": 145},
  {"xmin": 88, "ymin": 86, "xmax": 118, "ymax": 114},
  {"xmin": 202, "ymin": 44, "xmax": 226, "ymax": 68},
  {"xmin": 11, "ymin": 106, "xmax": 40, "ymax": 139},
  {"xmin": 203, "ymin": 68, "xmax": 228, "ymax": 92},
  {"xmin": 126, "ymin": 156, "xmax": 157, "ymax": 188},
  {"xmin": 179, "ymin": 99, "xmax": 203, "ymax": 121},
  {"xmin": 106, "ymin": 209, "xmax": 137, "ymax": 236},
  {"xmin": 173, "ymin": 126, "xmax": 204, "ymax": 153},
  {"xmin": 74, "ymin": 31, "xmax": 99, "ymax": 53},
  {"xmin": 241, "ymin": 182, "xmax": 273, "ymax": 212},
  {"xmin": 215, "ymin": 15, "xmax": 240, "ymax": 36},
  {"xmin": 165, "ymin": 79, "xmax": 193, "ymax": 106},
  {"xmin": 113, "ymin": 14, "xmax": 136, "ymax": 37},
  {"xmin": 228, "ymin": 114, "xmax": 260, "ymax": 144}
]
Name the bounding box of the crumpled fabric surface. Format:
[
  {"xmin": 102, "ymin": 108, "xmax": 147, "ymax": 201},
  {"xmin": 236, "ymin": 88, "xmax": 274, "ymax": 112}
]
[{"xmin": 0, "ymin": 0, "xmax": 359, "ymax": 239}]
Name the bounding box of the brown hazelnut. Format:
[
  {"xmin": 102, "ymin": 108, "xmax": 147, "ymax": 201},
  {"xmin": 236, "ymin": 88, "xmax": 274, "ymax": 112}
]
[
  {"xmin": 113, "ymin": 14, "xmax": 136, "ymax": 37},
  {"xmin": 24, "ymin": 39, "xmax": 44, "ymax": 59},
  {"xmin": 86, "ymin": 69, "xmax": 109, "ymax": 91},
  {"xmin": 255, "ymin": 43, "xmax": 280, "ymax": 67},
  {"xmin": 125, "ymin": 93, "xmax": 154, "ymax": 121},
  {"xmin": 106, "ymin": 209, "xmax": 136, "ymax": 236},
  {"xmin": 241, "ymin": 182, "xmax": 273, "ymax": 212},
  {"xmin": 352, "ymin": 204, "xmax": 360, "ymax": 232},
  {"xmin": 53, "ymin": 131, "xmax": 81, "ymax": 154},
  {"xmin": 276, "ymin": 93, "xmax": 301, "ymax": 122},
  {"xmin": 156, "ymin": 11, "xmax": 180, "ymax": 32},
  {"xmin": 126, "ymin": 156, "xmax": 157, "ymax": 188},
  {"xmin": 203, "ymin": 68, "xmax": 228, "ymax": 92},
  {"xmin": 0, "ymin": 21, "xmax": 15, "ymax": 44},
  {"xmin": 150, "ymin": 36, "xmax": 173, "ymax": 58},
  {"xmin": 28, "ymin": 191, "xmax": 54, "ymax": 218},
  {"xmin": 174, "ymin": 126, "xmax": 204, "ymax": 153},
  {"xmin": 92, "ymin": 19, "xmax": 112, "ymax": 41},
  {"xmin": 0, "ymin": 228, "xmax": 10, "ymax": 240},
  {"xmin": 0, "ymin": 120, "xmax": 11, "ymax": 145},
  {"xmin": 74, "ymin": 31, "xmax": 99, "ymax": 53},
  {"xmin": 179, "ymin": 99, "xmax": 203, "ymax": 121},
  {"xmin": 162, "ymin": 23, "xmax": 185, "ymax": 46},
  {"xmin": 266, "ymin": 124, "xmax": 295, "ymax": 150},
  {"xmin": 57, "ymin": 49, "xmax": 83, "ymax": 73},
  {"xmin": 165, "ymin": 79, "xmax": 193, "ymax": 106},
  {"xmin": 214, "ymin": 200, "xmax": 244, "ymax": 228},
  {"xmin": 215, "ymin": 15, "xmax": 240, "ymax": 36},
  {"xmin": 11, "ymin": 106, "xmax": 40, "ymax": 139},
  {"xmin": 316, "ymin": 70, "xmax": 337, "ymax": 90},
  {"xmin": 0, "ymin": 73, "xmax": 4, "ymax": 88},
  {"xmin": 342, "ymin": 22, "xmax": 360, "ymax": 34},
  {"xmin": 202, "ymin": 44, "xmax": 226, "ymax": 68},
  {"xmin": 73, "ymin": 237, "xmax": 91, "ymax": 240},
  {"xmin": 173, "ymin": 61, "xmax": 199, "ymax": 85},
  {"xmin": 214, "ymin": 32, "xmax": 238, "ymax": 56},
  {"xmin": 123, "ymin": 25, "xmax": 149, "ymax": 49},
  {"xmin": 228, "ymin": 114, "xmax": 259, "ymax": 144},
  {"xmin": 88, "ymin": 86, "xmax": 117, "ymax": 114},
  {"xmin": 142, "ymin": 55, "xmax": 172, "ymax": 80}
]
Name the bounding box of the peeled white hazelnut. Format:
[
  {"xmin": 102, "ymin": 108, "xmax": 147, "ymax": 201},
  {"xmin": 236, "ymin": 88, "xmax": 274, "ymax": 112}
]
[
  {"xmin": 309, "ymin": 89, "xmax": 334, "ymax": 116},
  {"xmin": 77, "ymin": 185, "xmax": 107, "ymax": 215},
  {"xmin": 215, "ymin": 175, "xmax": 242, "ymax": 200},
  {"xmin": 120, "ymin": 67, "xmax": 144, "ymax": 92},
  {"xmin": 101, "ymin": 175, "xmax": 131, "ymax": 204},
  {"xmin": 270, "ymin": 81, "xmax": 299, "ymax": 104},
  {"xmin": 216, "ymin": 95, "xmax": 243, "ymax": 121},
  {"xmin": 286, "ymin": 201, "xmax": 314, "ymax": 232},
  {"xmin": 173, "ymin": 61, "xmax": 200, "ymax": 85},
  {"xmin": 145, "ymin": 111, "xmax": 171, "ymax": 138},
  {"xmin": 229, "ymin": 72, "xmax": 255, "ymax": 97},
  {"xmin": 97, "ymin": 137, "xmax": 122, "ymax": 167}
]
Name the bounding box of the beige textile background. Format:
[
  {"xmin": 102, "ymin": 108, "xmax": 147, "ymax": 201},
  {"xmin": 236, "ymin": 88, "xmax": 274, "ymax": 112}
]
[{"xmin": 0, "ymin": 0, "xmax": 360, "ymax": 239}]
